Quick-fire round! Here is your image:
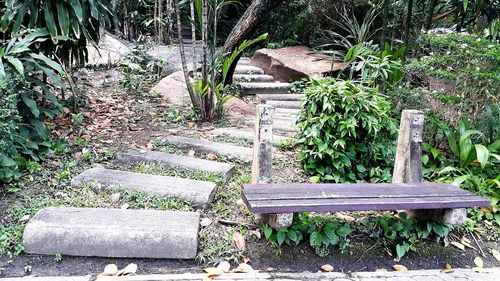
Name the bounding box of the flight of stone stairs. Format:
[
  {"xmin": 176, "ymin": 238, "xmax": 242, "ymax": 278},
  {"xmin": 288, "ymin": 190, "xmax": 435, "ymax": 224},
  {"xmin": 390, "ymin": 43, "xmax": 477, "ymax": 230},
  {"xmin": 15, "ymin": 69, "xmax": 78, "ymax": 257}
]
[
  {"xmin": 21, "ymin": 137, "xmax": 253, "ymax": 260},
  {"xmin": 235, "ymin": 58, "xmax": 303, "ymax": 133}
]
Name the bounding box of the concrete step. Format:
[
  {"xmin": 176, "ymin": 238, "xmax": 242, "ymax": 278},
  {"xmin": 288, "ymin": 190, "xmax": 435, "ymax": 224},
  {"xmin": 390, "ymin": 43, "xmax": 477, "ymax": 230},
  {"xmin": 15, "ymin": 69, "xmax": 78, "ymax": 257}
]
[
  {"xmin": 209, "ymin": 128, "xmax": 292, "ymax": 146},
  {"xmin": 234, "ymin": 74, "xmax": 275, "ymax": 83},
  {"xmin": 237, "ymin": 82, "xmax": 292, "ymax": 95},
  {"xmin": 23, "ymin": 207, "xmax": 199, "ymax": 259},
  {"xmin": 257, "ymin": 94, "xmax": 305, "ymax": 102},
  {"xmin": 274, "ymin": 120, "xmax": 298, "ymax": 132},
  {"xmin": 238, "ymin": 57, "xmax": 251, "ymax": 65},
  {"xmin": 266, "ymin": 100, "xmax": 301, "ymax": 109},
  {"xmin": 71, "ymin": 168, "xmax": 216, "ymax": 209},
  {"xmin": 161, "ymin": 136, "xmax": 253, "ymax": 163},
  {"xmin": 275, "ymin": 107, "xmax": 300, "ymax": 115},
  {"xmin": 117, "ymin": 149, "xmax": 234, "ymax": 182},
  {"xmin": 235, "ymin": 65, "xmax": 264, "ymax": 75}
]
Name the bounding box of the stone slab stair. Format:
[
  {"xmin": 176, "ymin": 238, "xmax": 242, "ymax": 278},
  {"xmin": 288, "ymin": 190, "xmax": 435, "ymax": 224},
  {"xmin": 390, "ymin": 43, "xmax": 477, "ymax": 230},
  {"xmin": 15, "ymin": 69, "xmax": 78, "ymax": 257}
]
[
  {"xmin": 209, "ymin": 127, "xmax": 292, "ymax": 146},
  {"xmin": 117, "ymin": 149, "xmax": 235, "ymax": 182},
  {"xmin": 23, "ymin": 207, "xmax": 199, "ymax": 259},
  {"xmin": 72, "ymin": 167, "xmax": 217, "ymax": 209},
  {"xmin": 161, "ymin": 136, "xmax": 253, "ymax": 163}
]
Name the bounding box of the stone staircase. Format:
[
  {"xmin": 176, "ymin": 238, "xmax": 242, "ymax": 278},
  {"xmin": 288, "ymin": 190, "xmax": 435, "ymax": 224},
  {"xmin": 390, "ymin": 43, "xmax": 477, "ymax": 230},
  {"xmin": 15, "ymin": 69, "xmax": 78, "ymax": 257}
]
[
  {"xmin": 21, "ymin": 135, "xmax": 254, "ymax": 260},
  {"xmin": 235, "ymin": 58, "xmax": 303, "ymax": 133}
]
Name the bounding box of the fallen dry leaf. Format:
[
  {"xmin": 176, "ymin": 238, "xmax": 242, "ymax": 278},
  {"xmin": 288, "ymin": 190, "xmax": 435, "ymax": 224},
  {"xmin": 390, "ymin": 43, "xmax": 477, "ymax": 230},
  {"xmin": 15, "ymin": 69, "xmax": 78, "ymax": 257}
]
[
  {"xmin": 117, "ymin": 263, "xmax": 137, "ymax": 276},
  {"xmin": 320, "ymin": 264, "xmax": 334, "ymax": 272},
  {"xmin": 251, "ymin": 230, "xmax": 261, "ymax": 239},
  {"xmin": 101, "ymin": 264, "xmax": 118, "ymax": 276},
  {"xmin": 375, "ymin": 268, "xmax": 388, "ymax": 272},
  {"xmin": 203, "ymin": 267, "xmax": 224, "ymax": 276},
  {"xmin": 474, "ymin": 256, "xmax": 484, "ymax": 268},
  {"xmin": 207, "ymin": 153, "xmax": 219, "ymax": 161},
  {"xmin": 217, "ymin": 261, "xmax": 231, "ymax": 273},
  {"xmin": 393, "ymin": 264, "xmax": 408, "ymax": 272},
  {"xmin": 233, "ymin": 232, "xmax": 246, "ymax": 251},
  {"xmin": 451, "ymin": 241, "xmax": 465, "ymax": 251},
  {"xmin": 200, "ymin": 218, "xmax": 213, "ymax": 227},
  {"xmin": 491, "ymin": 249, "xmax": 500, "ymax": 261},
  {"xmin": 233, "ymin": 263, "xmax": 255, "ymax": 273}
]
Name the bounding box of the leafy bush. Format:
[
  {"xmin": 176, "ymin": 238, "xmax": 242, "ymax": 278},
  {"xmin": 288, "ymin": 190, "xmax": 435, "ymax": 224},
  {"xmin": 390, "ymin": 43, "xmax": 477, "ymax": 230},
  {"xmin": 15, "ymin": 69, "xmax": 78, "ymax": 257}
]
[
  {"xmin": 0, "ymin": 30, "xmax": 66, "ymax": 183},
  {"xmin": 262, "ymin": 212, "xmax": 453, "ymax": 259},
  {"xmin": 296, "ymin": 78, "xmax": 398, "ymax": 183}
]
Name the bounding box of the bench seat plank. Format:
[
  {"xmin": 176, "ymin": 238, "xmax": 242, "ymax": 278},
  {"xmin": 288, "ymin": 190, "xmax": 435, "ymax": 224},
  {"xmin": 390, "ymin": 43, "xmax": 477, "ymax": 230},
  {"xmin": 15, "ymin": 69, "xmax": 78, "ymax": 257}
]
[{"xmin": 242, "ymin": 183, "xmax": 490, "ymax": 214}]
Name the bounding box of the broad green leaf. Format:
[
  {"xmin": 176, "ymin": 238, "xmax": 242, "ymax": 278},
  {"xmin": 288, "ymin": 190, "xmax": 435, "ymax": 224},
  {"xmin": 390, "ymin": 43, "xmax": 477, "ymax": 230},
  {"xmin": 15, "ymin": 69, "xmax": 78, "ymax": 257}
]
[
  {"xmin": 396, "ymin": 244, "xmax": 407, "ymax": 258},
  {"xmin": 56, "ymin": 1, "xmax": 70, "ymax": 36},
  {"xmin": 21, "ymin": 93, "xmax": 40, "ymax": 118},
  {"xmin": 5, "ymin": 56, "xmax": 23, "ymax": 76},
  {"xmin": 69, "ymin": 0, "xmax": 83, "ymax": 22},
  {"xmin": 30, "ymin": 53, "xmax": 64, "ymax": 74},
  {"xmin": 43, "ymin": 1, "xmax": 58, "ymax": 39},
  {"xmin": 276, "ymin": 229, "xmax": 286, "ymax": 245},
  {"xmin": 475, "ymin": 144, "xmax": 490, "ymax": 169}
]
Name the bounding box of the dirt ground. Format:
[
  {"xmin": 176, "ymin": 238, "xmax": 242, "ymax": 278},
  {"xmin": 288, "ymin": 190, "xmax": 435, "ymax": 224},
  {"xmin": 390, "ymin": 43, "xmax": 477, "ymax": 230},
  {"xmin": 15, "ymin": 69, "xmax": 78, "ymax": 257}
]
[{"xmin": 1, "ymin": 68, "xmax": 499, "ymax": 278}]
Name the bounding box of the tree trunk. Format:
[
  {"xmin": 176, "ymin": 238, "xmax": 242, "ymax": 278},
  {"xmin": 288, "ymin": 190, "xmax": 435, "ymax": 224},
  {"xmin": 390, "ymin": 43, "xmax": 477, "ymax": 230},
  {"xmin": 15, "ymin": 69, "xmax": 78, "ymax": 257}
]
[
  {"xmin": 174, "ymin": 0, "xmax": 200, "ymax": 109},
  {"xmin": 380, "ymin": 0, "xmax": 389, "ymax": 48},
  {"xmin": 403, "ymin": 0, "xmax": 413, "ymax": 59},
  {"xmin": 221, "ymin": 0, "xmax": 285, "ymax": 85},
  {"xmin": 190, "ymin": 0, "xmax": 197, "ymax": 72},
  {"xmin": 201, "ymin": 0, "xmax": 212, "ymax": 121},
  {"xmin": 425, "ymin": 0, "xmax": 437, "ymax": 31}
]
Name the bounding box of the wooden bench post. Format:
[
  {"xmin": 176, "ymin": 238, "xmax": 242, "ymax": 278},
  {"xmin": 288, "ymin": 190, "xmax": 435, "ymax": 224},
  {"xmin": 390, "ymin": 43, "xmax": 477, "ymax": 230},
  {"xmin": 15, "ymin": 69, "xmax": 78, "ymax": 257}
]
[
  {"xmin": 252, "ymin": 104, "xmax": 293, "ymax": 228},
  {"xmin": 393, "ymin": 110, "xmax": 466, "ymax": 224}
]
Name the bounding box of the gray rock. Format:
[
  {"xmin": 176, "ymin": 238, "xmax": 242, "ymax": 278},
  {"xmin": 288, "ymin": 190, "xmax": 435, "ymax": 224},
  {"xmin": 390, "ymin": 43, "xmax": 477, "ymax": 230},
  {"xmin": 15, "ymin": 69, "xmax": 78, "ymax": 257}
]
[
  {"xmin": 275, "ymin": 107, "xmax": 300, "ymax": 115},
  {"xmin": 86, "ymin": 31, "xmax": 129, "ymax": 67},
  {"xmin": 266, "ymin": 100, "xmax": 301, "ymax": 109},
  {"xmin": 161, "ymin": 136, "xmax": 253, "ymax": 163},
  {"xmin": 234, "ymin": 74, "xmax": 275, "ymax": 83},
  {"xmin": 210, "ymin": 128, "xmax": 292, "ymax": 146},
  {"xmin": 117, "ymin": 149, "xmax": 234, "ymax": 182},
  {"xmin": 23, "ymin": 207, "xmax": 199, "ymax": 259},
  {"xmin": 235, "ymin": 65, "xmax": 264, "ymax": 75},
  {"xmin": 238, "ymin": 57, "xmax": 251, "ymax": 65},
  {"xmin": 71, "ymin": 168, "xmax": 216, "ymax": 209},
  {"xmin": 257, "ymin": 94, "xmax": 305, "ymax": 102},
  {"xmin": 237, "ymin": 82, "xmax": 292, "ymax": 95}
]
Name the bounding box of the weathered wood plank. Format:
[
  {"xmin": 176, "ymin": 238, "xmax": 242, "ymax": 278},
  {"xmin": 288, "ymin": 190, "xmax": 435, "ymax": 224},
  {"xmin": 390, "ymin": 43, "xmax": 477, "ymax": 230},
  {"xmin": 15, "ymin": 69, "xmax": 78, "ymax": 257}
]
[
  {"xmin": 245, "ymin": 196, "xmax": 490, "ymax": 213},
  {"xmin": 243, "ymin": 183, "xmax": 472, "ymax": 201}
]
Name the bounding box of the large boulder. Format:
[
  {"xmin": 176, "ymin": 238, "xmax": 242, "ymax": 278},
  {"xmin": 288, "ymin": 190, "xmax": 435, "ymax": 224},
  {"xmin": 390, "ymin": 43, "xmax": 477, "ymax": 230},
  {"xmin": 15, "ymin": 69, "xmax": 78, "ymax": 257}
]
[
  {"xmin": 251, "ymin": 46, "xmax": 343, "ymax": 82},
  {"xmin": 150, "ymin": 71, "xmax": 191, "ymax": 106},
  {"xmin": 86, "ymin": 31, "xmax": 129, "ymax": 67}
]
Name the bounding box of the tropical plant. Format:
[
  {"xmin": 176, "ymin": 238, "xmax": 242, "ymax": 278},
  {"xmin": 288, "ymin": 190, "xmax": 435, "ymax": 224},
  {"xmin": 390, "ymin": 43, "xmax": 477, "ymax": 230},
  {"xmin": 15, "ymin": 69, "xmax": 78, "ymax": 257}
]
[
  {"xmin": 1, "ymin": 0, "xmax": 112, "ymax": 66},
  {"xmin": 0, "ymin": 29, "xmax": 66, "ymax": 183},
  {"xmin": 296, "ymin": 78, "xmax": 398, "ymax": 183},
  {"xmin": 340, "ymin": 41, "xmax": 405, "ymax": 92}
]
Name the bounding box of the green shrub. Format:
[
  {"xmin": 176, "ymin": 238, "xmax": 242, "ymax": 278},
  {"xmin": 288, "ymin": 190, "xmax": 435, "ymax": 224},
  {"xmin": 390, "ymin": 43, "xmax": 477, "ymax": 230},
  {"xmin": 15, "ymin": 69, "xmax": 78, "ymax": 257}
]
[{"xmin": 296, "ymin": 78, "xmax": 398, "ymax": 183}]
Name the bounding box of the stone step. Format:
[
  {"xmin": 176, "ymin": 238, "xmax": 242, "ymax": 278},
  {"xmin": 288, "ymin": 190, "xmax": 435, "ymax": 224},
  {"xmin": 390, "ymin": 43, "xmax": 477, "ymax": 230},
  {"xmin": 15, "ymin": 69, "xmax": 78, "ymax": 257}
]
[
  {"xmin": 237, "ymin": 82, "xmax": 292, "ymax": 95},
  {"xmin": 275, "ymin": 107, "xmax": 300, "ymax": 115},
  {"xmin": 23, "ymin": 207, "xmax": 199, "ymax": 259},
  {"xmin": 274, "ymin": 120, "xmax": 298, "ymax": 132},
  {"xmin": 257, "ymin": 93, "xmax": 305, "ymax": 102},
  {"xmin": 161, "ymin": 136, "xmax": 253, "ymax": 163},
  {"xmin": 117, "ymin": 149, "xmax": 234, "ymax": 182},
  {"xmin": 238, "ymin": 57, "xmax": 251, "ymax": 65},
  {"xmin": 210, "ymin": 128, "xmax": 292, "ymax": 146},
  {"xmin": 233, "ymin": 74, "xmax": 275, "ymax": 83},
  {"xmin": 266, "ymin": 100, "xmax": 301, "ymax": 109},
  {"xmin": 235, "ymin": 65, "xmax": 264, "ymax": 75},
  {"xmin": 71, "ymin": 168, "xmax": 216, "ymax": 209}
]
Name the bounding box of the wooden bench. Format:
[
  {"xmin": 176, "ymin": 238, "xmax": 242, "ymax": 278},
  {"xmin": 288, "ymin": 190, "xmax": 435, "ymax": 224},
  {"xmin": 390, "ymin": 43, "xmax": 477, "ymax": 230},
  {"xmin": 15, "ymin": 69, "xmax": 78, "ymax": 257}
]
[
  {"xmin": 246, "ymin": 107, "xmax": 491, "ymax": 228},
  {"xmin": 242, "ymin": 182, "xmax": 489, "ymax": 217}
]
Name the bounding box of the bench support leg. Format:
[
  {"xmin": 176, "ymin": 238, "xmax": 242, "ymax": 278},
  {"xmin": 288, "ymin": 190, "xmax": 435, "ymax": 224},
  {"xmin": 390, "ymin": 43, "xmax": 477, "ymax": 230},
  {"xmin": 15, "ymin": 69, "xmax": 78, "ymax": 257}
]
[
  {"xmin": 407, "ymin": 208, "xmax": 467, "ymax": 225},
  {"xmin": 252, "ymin": 104, "xmax": 293, "ymax": 228},
  {"xmin": 263, "ymin": 213, "xmax": 294, "ymax": 228},
  {"xmin": 393, "ymin": 110, "xmax": 467, "ymax": 225}
]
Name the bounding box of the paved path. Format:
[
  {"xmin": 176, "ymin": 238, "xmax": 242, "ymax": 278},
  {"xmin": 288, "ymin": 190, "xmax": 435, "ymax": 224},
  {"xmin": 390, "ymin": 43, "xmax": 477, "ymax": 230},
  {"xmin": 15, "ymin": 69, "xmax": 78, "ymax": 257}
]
[{"xmin": 3, "ymin": 268, "xmax": 499, "ymax": 280}]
